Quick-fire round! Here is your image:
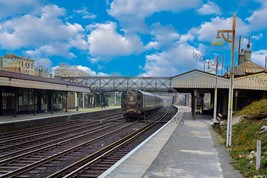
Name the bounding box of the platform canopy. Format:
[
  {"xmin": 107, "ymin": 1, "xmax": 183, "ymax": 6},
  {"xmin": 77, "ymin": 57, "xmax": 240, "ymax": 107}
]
[
  {"xmin": 0, "ymin": 70, "xmax": 89, "ymax": 92},
  {"xmin": 234, "ymin": 72, "xmax": 267, "ymax": 90},
  {"xmin": 172, "ymin": 70, "xmax": 229, "ymax": 89},
  {"xmin": 171, "ymin": 69, "xmax": 267, "ymax": 91}
]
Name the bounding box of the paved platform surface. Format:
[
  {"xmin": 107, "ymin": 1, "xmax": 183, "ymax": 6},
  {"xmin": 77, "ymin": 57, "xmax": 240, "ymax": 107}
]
[
  {"xmin": 104, "ymin": 106, "xmax": 243, "ymax": 178},
  {"xmin": 0, "ymin": 106, "xmax": 120, "ymax": 124}
]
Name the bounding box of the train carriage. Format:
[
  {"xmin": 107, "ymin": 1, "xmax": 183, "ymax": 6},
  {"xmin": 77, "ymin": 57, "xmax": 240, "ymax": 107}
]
[{"xmin": 121, "ymin": 90, "xmax": 163, "ymax": 120}]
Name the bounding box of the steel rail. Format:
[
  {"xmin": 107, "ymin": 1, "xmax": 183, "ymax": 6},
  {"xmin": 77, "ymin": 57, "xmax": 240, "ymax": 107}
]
[
  {"xmin": 0, "ymin": 121, "xmax": 122, "ymax": 161},
  {"xmin": 48, "ymin": 107, "xmax": 168, "ymax": 178},
  {"xmin": 0, "ymin": 121, "xmax": 137, "ymax": 178}
]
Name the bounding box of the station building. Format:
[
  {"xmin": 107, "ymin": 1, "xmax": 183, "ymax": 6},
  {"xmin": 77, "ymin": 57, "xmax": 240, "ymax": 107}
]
[
  {"xmin": 0, "ymin": 70, "xmax": 90, "ymax": 116},
  {"xmin": 0, "ymin": 57, "xmax": 96, "ymax": 116}
]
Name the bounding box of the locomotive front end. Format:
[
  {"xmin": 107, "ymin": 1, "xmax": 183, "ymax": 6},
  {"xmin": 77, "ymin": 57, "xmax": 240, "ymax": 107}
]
[{"xmin": 121, "ymin": 90, "xmax": 142, "ymax": 119}]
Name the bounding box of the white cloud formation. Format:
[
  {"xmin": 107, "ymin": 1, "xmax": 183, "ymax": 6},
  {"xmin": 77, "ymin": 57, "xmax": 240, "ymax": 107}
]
[
  {"xmin": 0, "ymin": 0, "xmax": 40, "ymax": 19},
  {"xmin": 25, "ymin": 43, "xmax": 76, "ymax": 59},
  {"xmin": 109, "ymin": 0, "xmax": 200, "ymax": 18},
  {"xmin": 74, "ymin": 7, "xmax": 96, "ymax": 19},
  {"xmin": 251, "ymin": 33, "xmax": 263, "ymax": 40},
  {"xmin": 189, "ymin": 16, "xmax": 249, "ymax": 42},
  {"xmin": 145, "ymin": 42, "xmax": 160, "ymax": 50},
  {"xmin": 87, "ymin": 22, "xmax": 144, "ymax": 60},
  {"xmin": 197, "ymin": 1, "xmax": 221, "ymax": 15},
  {"xmin": 108, "ymin": 0, "xmax": 200, "ymax": 32},
  {"xmin": 52, "ymin": 65, "xmax": 109, "ymax": 76},
  {"xmin": 0, "ymin": 4, "xmax": 87, "ymax": 59},
  {"xmin": 246, "ymin": 7, "xmax": 267, "ymax": 31},
  {"xmin": 141, "ymin": 43, "xmax": 203, "ymax": 77},
  {"xmin": 69, "ymin": 34, "xmax": 89, "ymax": 50},
  {"xmin": 145, "ymin": 23, "xmax": 180, "ymax": 50},
  {"xmin": 251, "ymin": 50, "xmax": 267, "ymax": 67},
  {"xmin": 76, "ymin": 65, "xmax": 97, "ymax": 75}
]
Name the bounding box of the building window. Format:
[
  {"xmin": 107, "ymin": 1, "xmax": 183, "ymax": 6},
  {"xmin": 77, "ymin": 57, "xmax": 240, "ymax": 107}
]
[{"xmin": 2, "ymin": 92, "xmax": 15, "ymax": 110}]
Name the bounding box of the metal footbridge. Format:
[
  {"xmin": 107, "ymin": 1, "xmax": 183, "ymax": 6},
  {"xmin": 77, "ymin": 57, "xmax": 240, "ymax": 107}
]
[{"xmin": 61, "ymin": 76, "xmax": 173, "ymax": 92}]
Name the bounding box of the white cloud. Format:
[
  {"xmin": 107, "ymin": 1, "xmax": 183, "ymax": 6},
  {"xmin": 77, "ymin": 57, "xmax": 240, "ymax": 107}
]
[
  {"xmin": 0, "ymin": 6, "xmax": 84, "ymax": 49},
  {"xmin": 197, "ymin": 1, "xmax": 221, "ymax": 15},
  {"xmin": 108, "ymin": 0, "xmax": 200, "ymax": 32},
  {"xmin": 76, "ymin": 65, "xmax": 97, "ymax": 75},
  {"xmin": 69, "ymin": 34, "xmax": 89, "ymax": 50},
  {"xmin": 53, "ymin": 65, "xmax": 109, "ymax": 76},
  {"xmin": 145, "ymin": 42, "xmax": 160, "ymax": 50},
  {"xmin": 252, "ymin": 33, "xmax": 263, "ymax": 40},
  {"xmin": 25, "ymin": 43, "xmax": 76, "ymax": 59},
  {"xmin": 0, "ymin": 4, "xmax": 87, "ymax": 59},
  {"xmin": 189, "ymin": 16, "xmax": 249, "ymax": 42},
  {"xmin": 0, "ymin": 0, "xmax": 40, "ymax": 19},
  {"xmin": 251, "ymin": 50, "xmax": 267, "ymax": 67},
  {"xmin": 109, "ymin": 0, "xmax": 200, "ymax": 18},
  {"xmin": 41, "ymin": 4, "xmax": 66, "ymax": 18},
  {"xmin": 246, "ymin": 7, "xmax": 267, "ymax": 31},
  {"xmin": 179, "ymin": 34, "xmax": 195, "ymax": 44},
  {"xmin": 74, "ymin": 7, "xmax": 96, "ymax": 19},
  {"xmin": 141, "ymin": 43, "xmax": 203, "ymax": 77},
  {"xmin": 145, "ymin": 23, "xmax": 180, "ymax": 50},
  {"xmin": 87, "ymin": 22, "xmax": 144, "ymax": 59}
]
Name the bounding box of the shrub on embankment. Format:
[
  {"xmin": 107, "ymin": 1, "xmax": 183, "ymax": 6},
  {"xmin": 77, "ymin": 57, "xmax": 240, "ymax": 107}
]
[{"xmin": 215, "ymin": 99, "xmax": 267, "ymax": 178}]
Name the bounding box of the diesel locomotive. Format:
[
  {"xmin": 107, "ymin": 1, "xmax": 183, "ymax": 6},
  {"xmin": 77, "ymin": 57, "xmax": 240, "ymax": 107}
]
[{"xmin": 121, "ymin": 90, "xmax": 163, "ymax": 120}]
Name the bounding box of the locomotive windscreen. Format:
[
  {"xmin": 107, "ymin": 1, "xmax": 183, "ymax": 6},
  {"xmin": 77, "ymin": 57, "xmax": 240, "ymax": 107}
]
[{"xmin": 128, "ymin": 91, "xmax": 136, "ymax": 102}]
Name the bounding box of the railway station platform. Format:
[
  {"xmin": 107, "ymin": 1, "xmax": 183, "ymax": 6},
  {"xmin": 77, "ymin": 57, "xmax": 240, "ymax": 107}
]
[
  {"xmin": 101, "ymin": 106, "xmax": 243, "ymax": 178},
  {"xmin": 0, "ymin": 106, "xmax": 121, "ymax": 124},
  {"xmin": 0, "ymin": 106, "xmax": 121, "ymax": 132}
]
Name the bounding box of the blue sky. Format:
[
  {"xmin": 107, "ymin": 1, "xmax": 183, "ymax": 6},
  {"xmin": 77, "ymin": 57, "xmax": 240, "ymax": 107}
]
[{"xmin": 0, "ymin": 0, "xmax": 266, "ymax": 77}]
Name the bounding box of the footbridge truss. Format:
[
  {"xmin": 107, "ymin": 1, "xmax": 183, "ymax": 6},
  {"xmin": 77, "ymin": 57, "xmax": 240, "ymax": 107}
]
[{"xmin": 61, "ymin": 76, "xmax": 173, "ymax": 92}]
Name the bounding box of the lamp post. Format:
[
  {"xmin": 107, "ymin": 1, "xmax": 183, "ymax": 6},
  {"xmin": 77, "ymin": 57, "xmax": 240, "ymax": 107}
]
[
  {"xmin": 211, "ymin": 14, "xmax": 236, "ymax": 147},
  {"xmin": 213, "ymin": 56, "xmax": 218, "ymax": 124}
]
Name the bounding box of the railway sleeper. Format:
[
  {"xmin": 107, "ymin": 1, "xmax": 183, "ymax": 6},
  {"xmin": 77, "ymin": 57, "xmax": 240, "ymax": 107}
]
[
  {"xmin": 92, "ymin": 165, "xmax": 111, "ymax": 169},
  {"xmin": 90, "ymin": 167, "xmax": 110, "ymax": 171},
  {"xmin": 79, "ymin": 174, "xmax": 98, "ymax": 178},
  {"xmin": 20, "ymin": 157, "xmax": 43, "ymax": 161},
  {"xmin": 7, "ymin": 163, "xmax": 26, "ymax": 166},
  {"xmin": 14, "ymin": 160, "xmax": 35, "ymax": 164},
  {"xmin": 15, "ymin": 174, "xmax": 30, "ymax": 178},
  {"xmin": 108, "ymin": 156, "xmax": 123, "ymax": 159},
  {"xmin": 28, "ymin": 170, "xmax": 39, "ymax": 174},
  {"xmin": 111, "ymin": 153, "xmax": 126, "ymax": 156},
  {"xmin": 0, "ymin": 166, "xmax": 21, "ymax": 170}
]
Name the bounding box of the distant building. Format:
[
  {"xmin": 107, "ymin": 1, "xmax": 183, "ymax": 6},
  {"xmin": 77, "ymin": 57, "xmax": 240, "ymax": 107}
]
[
  {"xmin": 224, "ymin": 37, "xmax": 267, "ymax": 78},
  {"xmin": 0, "ymin": 54, "xmax": 35, "ymax": 75},
  {"xmin": 54, "ymin": 65, "xmax": 94, "ymax": 109},
  {"xmin": 34, "ymin": 67, "xmax": 51, "ymax": 78},
  {"xmin": 54, "ymin": 65, "xmax": 89, "ymax": 77}
]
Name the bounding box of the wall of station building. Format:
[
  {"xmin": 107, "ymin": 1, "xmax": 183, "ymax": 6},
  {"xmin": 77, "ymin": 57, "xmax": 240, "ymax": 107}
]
[
  {"xmin": 0, "ymin": 87, "xmax": 63, "ymax": 115},
  {"xmin": 0, "ymin": 86, "xmax": 96, "ymax": 116}
]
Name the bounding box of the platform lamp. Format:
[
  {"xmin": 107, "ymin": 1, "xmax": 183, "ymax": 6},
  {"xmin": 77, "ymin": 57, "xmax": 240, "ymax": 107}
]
[{"xmin": 211, "ymin": 14, "xmax": 236, "ymax": 147}]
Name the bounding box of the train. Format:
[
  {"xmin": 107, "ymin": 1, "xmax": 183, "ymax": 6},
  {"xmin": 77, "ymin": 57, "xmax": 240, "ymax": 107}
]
[{"xmin": 121, "ymin": 89, "xmax": 163, "ymax": 120}]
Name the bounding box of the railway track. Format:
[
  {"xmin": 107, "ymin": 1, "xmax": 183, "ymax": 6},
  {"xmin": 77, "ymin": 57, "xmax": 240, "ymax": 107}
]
[
  {"xmin": 0, "ymin": 121, "xmax": 141, "ymax": 177},
  {"xmin": 0, "ymin": 112, "xmax": 123, "ymax": 139},
  {"xmin": 47, "ymin": 106, "xmax": 175, "ymax": 178},
  {"xmin": 0, "ymin": 106, "xmax": 176, "ymax": 178},
  {"xmin": 0, "ymin": 113, "xmax": 124, "ymax": 159}
]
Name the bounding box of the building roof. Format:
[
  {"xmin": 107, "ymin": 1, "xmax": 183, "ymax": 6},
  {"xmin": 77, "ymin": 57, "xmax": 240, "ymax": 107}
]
[
  {"xmin": 1, "ymin": 53, "xmax": 34, "ymax": 61},
  {"xmin": 0, "ymin": 70, "xmax": 82, "ymax": 87},
  {"xmin": 234, "ymin": 60, "xmax": 266, "ymax": 77}
]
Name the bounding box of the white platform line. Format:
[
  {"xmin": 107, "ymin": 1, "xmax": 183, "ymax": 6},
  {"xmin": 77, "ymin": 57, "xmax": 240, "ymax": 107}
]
[{"xmin": 99, "ymin": 105, "xmax": 180, "ymax": 178}]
